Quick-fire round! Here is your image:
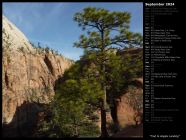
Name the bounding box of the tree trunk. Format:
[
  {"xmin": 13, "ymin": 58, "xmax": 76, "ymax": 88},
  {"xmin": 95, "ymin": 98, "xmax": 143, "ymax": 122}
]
[
  {"xmin": 100, "ymin": 29, "xmax": 109, "ymax": 137},
  {"xmin": 110, "ymin": 100, "xmax": 120, "ymax": 133},
  {"xmin": 100, "ymin": 99, "xmax": 109, "ymax": 137}
]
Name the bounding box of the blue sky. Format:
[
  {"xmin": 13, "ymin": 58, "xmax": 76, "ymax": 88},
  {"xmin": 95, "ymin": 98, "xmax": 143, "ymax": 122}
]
[{"xmin": 3, "ymin": 2, "xmax": 143, "ymax": 61}]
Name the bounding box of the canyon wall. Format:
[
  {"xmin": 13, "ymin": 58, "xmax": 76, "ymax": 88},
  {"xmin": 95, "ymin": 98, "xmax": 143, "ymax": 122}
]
[{"xmin": 2, "ymin": 16, "xmax": 73, "ymax": 136}]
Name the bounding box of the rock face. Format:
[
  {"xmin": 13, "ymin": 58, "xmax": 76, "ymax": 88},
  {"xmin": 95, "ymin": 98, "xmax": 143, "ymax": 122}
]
[
  {"xmin": 116, "ymin": 78, "xmax": 143, "ymax": 127},
  {"xmin": 2, "ymin": 16, "xmax": 73, "ymax": 136}
]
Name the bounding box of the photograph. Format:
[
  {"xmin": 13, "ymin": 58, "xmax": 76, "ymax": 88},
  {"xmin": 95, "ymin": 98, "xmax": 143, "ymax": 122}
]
[{"xmin": 2, "ymin": 2, "xmax": 143, "ymax": 138}]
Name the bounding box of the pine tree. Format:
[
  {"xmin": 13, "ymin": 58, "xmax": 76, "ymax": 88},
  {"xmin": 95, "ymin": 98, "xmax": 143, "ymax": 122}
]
[{"xmin": 74, "ymin": 7, "xmax": 142, "ymax": 137}]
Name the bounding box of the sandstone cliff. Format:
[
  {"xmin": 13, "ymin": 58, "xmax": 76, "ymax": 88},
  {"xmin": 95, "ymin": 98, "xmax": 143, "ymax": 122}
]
[{"xmin": 2, "ymin": 16, "xmax": 73, "ymax": 136}]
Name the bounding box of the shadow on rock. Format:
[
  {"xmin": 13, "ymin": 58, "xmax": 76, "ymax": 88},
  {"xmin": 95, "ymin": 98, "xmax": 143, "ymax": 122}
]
[{"xmin": 2, "ymin": 101, "xmax": 44, "ymax": 137}]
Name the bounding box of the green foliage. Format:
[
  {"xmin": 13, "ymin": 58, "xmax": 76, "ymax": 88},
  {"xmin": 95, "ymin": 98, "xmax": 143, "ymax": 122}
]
[
  {"xmin": 52, "ymin": 97, "xmax": 100, "ymax": 137},
  {"xmin": 38, "ymin": 66, "xmax": 102, "ymax": 137},
  {"xmin": 45, "ymin": 86, "xmax": 52, "ymax": 93},
  {"xmin": 45, "ymin": 47, "xmax": 50, "ymax": 54},
  {"xmin": 74, "ymin": 7, "xmax": 131, "ymax": 32},
  {"xmin": 18, "ymin": 46, "xmax": 25, "ymax": 53},
  {"xmin": 29, "ymin": 41, "xmax": 64, "ymax": 56},
  {"xmin": 122, "ymin": 49, "xmax": 143, "ymax": 77},
  {"xmin": 74, "ymin": 7, "xmax": 142, "ymax": 50},
  {"xmin": 55, "ymin": 67, "xmax": 103, "ymax": 110},
  {"xmin": 3, "ymin": 29, "xmax": 12, "ymax": 50},
  {"xmin": 7, "ymin": 55, "xmax": 11, "ymax": 64},
  {"xmin": 37, "ymin": 85, "xmax": 100, "ymax": 137}
]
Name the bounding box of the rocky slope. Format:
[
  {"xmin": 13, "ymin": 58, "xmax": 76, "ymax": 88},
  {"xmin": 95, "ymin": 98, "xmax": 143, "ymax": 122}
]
[{"xmin": 2, "ymin": 16, "xmax": 73, "ymax": 136}]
